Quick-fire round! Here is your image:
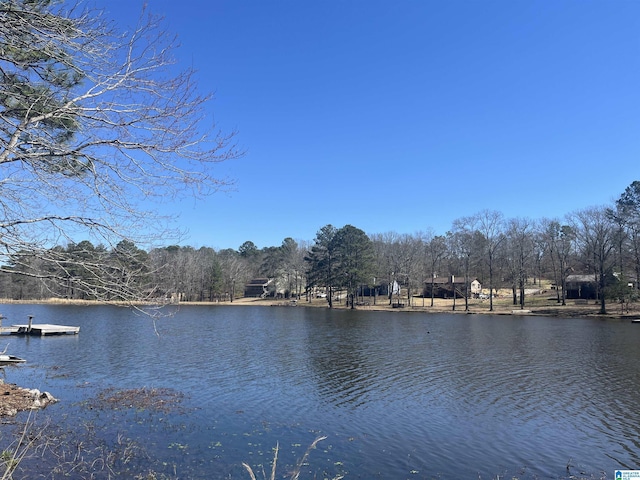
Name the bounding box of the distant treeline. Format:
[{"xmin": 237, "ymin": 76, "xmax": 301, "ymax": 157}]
[{"xmin": 2, "ymin": 182, "xmax": 640, "ymax": 314}]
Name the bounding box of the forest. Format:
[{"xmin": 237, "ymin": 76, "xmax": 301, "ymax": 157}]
[{"xmin": 2, "ymin": 181, "xmax": 640, "ymax": 315}]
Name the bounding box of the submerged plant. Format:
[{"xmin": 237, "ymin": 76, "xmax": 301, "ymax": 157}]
[
  {"xmin": 242, "ymin": 436, "xmax": 343, "ymax": 480},
  {"xmin": 0, "ymin": 413, "xmax": 46, "ymax": 480}
]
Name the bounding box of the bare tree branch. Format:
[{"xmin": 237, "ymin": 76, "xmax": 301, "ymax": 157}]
[{"xmin": 0, "ymin": 0, "xmax": 242, "ymax": 304}]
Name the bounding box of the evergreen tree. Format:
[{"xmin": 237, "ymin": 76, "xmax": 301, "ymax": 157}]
[
  {"xmin": 305, "ymin": 225, "xmax": 337, "ymax": 307},
  {"xmin": 0, "ymin": 0, "xmax": 239, "ymax": 305},
  {"xmin": 331, "ymin": 225, "xmax": 375, "ymax": 309}
]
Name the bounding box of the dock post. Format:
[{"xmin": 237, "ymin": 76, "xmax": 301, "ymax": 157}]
[{"xmin": 27, "ymin": 315, "xmax": 33, "ymax": 334}]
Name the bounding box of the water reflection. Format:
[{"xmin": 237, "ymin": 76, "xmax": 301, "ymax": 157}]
[{"xmin": 0, "ymin": 304, "xmax": 638, "ymax": 478}]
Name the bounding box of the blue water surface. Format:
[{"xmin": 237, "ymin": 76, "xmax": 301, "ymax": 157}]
[{"xmin": 0, "ymin": 303, "xmax": 637, "ymax": 479}]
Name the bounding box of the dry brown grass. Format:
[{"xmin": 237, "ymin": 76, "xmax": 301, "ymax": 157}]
[
  {"xmin": 226, "ymin": 292, "xmax": 639, "ymax": 320},
  {"xmin": 242, "ymin": 436, "xmax": 343, "ymax": 480}
]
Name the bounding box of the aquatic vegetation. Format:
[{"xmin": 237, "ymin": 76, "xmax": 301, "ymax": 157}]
[
  {"xmin": 89, "ymin": 387, "xmax": 186, "ymax": 414},
  {"xmin": 243, "ymin": 436, "xmax": 344, "ymax": 480}
]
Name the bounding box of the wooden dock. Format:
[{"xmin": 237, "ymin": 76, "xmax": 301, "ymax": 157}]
[
  {"xmin": 0, "ymin": 315, "xmax": 79, "ymax": 336},
  {"xmin": 10, "ymin": 324, "xmax": 80, "ymax": 336}
]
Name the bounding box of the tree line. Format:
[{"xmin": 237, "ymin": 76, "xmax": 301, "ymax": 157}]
[
  {"xmin": 2, "ymin": 1, "xmax": 636, "ymax": 315},
  {"xmin": 3, "ymin": 181, "xmax": 640, "ymax": 314}
]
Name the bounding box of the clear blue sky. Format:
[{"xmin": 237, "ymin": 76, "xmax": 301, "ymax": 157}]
[{"xmin": 96, "ymin": 0, "xmax": 640, "ymax": 250}]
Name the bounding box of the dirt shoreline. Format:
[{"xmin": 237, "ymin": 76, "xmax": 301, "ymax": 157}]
[
  {"xmin": 191, "ymin": 296, "xmax": 639, "ymax": 321},
  {"xmin": 1, "ymin": 295, "xmax": 638, "ymax": 320}
]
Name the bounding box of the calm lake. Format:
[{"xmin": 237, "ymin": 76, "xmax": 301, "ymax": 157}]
[{"xmin": 0, "ymin": 304, "xmax": 638, "ymax": 479}]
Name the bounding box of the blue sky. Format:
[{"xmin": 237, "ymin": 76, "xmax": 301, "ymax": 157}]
[{"xmin": 96, "ymin": 0, "xmax": 639, "ymax": 250}]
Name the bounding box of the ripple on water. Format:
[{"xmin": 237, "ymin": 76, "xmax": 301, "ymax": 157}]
[{"xmin": 0, "ymin": 305, "xmax": 639, "ymax": 479}]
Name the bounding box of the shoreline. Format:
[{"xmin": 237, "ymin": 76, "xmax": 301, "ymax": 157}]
[
  {"xmin": 1, "ymin": 295, "xmax": 637, "ymax": 321},
  {"xmin": 228, "ymin": 296, "xmax": 638, "ymax": 321}
]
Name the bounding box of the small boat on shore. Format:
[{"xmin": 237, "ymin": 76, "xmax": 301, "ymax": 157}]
[{"xmin": 0, "ymin": 355, "xmax": 25, "ymax": 366}]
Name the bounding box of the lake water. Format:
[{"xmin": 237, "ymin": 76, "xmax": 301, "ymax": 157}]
[{"xmin": 0, "ymin": 304, "xmax": 638, "ymax": 479}]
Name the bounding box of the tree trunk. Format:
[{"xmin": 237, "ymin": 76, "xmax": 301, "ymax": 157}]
[
  {"xmin": 488, "ymin": 256, "xmax": 494, "ymax": 312},
  {"xmin": 599, "ymin": 261, "xmax": 607, "ymax": 314},
  {"xmin": 430, "ymin": 278, "xmax": 435, "ymax": 307}
]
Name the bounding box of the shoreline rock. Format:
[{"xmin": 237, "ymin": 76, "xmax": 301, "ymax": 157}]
[{"xmin": 0, "ymin": 380, "xmax": 57, "ymax": 416}]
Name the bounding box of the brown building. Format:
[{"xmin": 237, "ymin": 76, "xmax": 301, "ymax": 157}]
[
  {"xmin": 244, "ymin": 278, "xmax": 272, "ymax": 298},
  {"xmin": 424, "ymin": 275, "xmax": 482, "ymax": 298},
  {"xmin": 565, "ymin": 274, "xmax": 597, "ymax": 299}
]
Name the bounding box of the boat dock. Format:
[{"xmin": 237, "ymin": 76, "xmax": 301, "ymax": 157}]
[
  {"xmin": 10, "ymin": 324, "xmax": 80, "ymax": 336},
  {"xmin": 0, "ymin": 315, "xmax": 79, "ymax": 336}
]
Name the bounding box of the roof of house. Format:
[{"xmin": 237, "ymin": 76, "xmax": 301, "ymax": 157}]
[
  {"xmin": 245, "ymin": 278, "xmax": 272, "ymax": 287},
  {"xmin": 566, "ymin": 274, "xmax": 597, "ymax": 283},
  {"xmin": 426, "ymin": 276, "xmax": 480, "ymax": 285}
]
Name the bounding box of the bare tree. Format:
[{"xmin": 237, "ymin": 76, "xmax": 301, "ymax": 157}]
[
  {"xmin": 569, "ymin": 207, "xmax": 616, "ymax": 314},
  {"xmin": 450, "ymin": 217, "xmax": 481, "ymax": 312},
  {"xmin": 0, "ymin": 1, "xmax": 241, "ymax": 303},
  {"xmin": 611, "ymin": 181, "xmax": 640, "ymax": 291},
  {"xmin": 422, "ymin": 230, "xmax": 446, "ymax": 307},
  {"xmin": 538, "ymin": 218, "xmax": 575, "ymax": 305},
  {"xmin": 504, "ymin": 217, "xmax": 534, "ymax": 309},
  {"xmin": 475, "ymin": 210, "xmax": 504, "ymax": 311},
  {"xmin": 259, "ymin": 238, "xmax": 306, "ymax": 299},
  {"xmin": 370, "ymin": 232, "xmax": 403, "ymax": 306},
  {"xmin": 218, "ymin": 249, "xmax": 248, "ymax": 303},
  {"xmin": 291, "ymin": 239, "xmax": 310, "ymax": 300},
  {"xmin": 389, "ymin": 233, "xmax": 423, "ymax": 307}
]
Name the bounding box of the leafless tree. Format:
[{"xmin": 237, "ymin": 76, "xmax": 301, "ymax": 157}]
[
  {"xmin": 370, "ymin": 232, "xmax": 402, "ymax": 305},
  {"xmin": 612, "ymin": 181, "xmax": 640, "ymax": 290},
  {"xmin": 475, "ymin": 210, "xmax": 505, "ymax": 311},
  {"xmin": 569, "ymin": 206, "xmax": 616, "ymax": 314},
  {"xmin": 218, "ymin": 249, "xmax": 249, "ymax": 302},
  {"xmin": 389, "ymin": 233, "xmax": 423, "ymax": 307},
  {"xmin": 538, "ymin": 218, "xmax": 576, "ymax": 305},
  {"xmin": 504, "ymin": 217, "xmax": 535, "ymax": 309},
  {"xmin": 450, "ymin": 216, "xmax": 481, "ymax": 311},
  {"xmin": 422, "ymin": 231, "xmax": 446, "ymax": 307},
  {"xmin": 0, "ymin": 1, "xmax": 241, "ymax": 303}
]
